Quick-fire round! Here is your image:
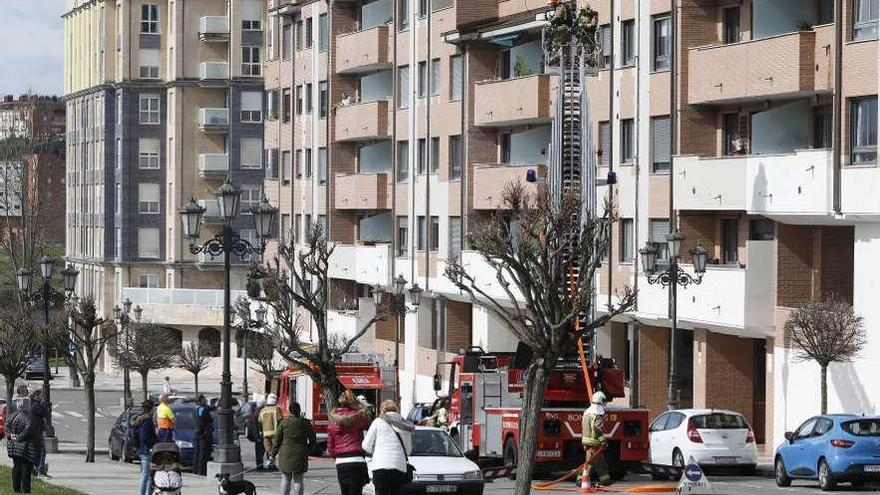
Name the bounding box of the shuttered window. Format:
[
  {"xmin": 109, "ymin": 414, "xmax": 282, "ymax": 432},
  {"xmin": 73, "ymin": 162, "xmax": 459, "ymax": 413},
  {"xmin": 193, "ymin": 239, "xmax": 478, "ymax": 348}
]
[
  {"xmin": 241, "ymin": 91, "xmax": 263, "ymax": 122},
  {"xmin": 138, "ymin": 183, "xmax": 160, "ymax": 214},
  {"xmin": 649, "ymin": 220, "xmax": 670, "ymax": 262},
  {"xmin": 240, "ymin": 138, "xmax": 263, "ymax": 169},
  {"xmin": 601, "ymin": 25, "xmax": 612, "ymax": 68},
  {"xmin": 599, "ymin": 121, "xmax": 611, "ymax": 165},
  {"xmin": 449, "ymin": 216, "xmax": 461, "ymax": 259},
  {"xmin": 450, "ymin": 55, "xmax": 462, "ymax": 101},
  {"xmin": 399, "ymin": 65, "xmax": 410, "ymax": 108},
  {"xmin": 138, "ymin": 228, "xmax": 160, "ymax": 259},
  {"xmin": 651, "ymin": 116, "xmax": 671, "ymax": 173},
  {"xmin": 621, "ymin": 119, "xmax": 634, "ymax": 164}
]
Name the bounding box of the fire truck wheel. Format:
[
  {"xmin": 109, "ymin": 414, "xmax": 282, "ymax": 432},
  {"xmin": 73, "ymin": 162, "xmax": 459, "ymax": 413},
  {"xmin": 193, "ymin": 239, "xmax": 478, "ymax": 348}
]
[
  {"xmin": 503, "ymin": 437, "xmax": 518, "ymax": 478},
  {"xmin": 650, "ymin": 467, "xmax": 669, "ymax": 481}
]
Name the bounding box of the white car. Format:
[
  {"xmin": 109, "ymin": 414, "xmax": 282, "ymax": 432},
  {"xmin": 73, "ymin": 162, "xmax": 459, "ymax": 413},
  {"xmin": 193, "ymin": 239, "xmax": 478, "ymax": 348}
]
[
  {"xmin": 367, "ymin": 427, "xmax": 484, "ymax": 495},
  {"xmin": 649, "ymin": 409, "xmax": 758, "ymax": 476}
]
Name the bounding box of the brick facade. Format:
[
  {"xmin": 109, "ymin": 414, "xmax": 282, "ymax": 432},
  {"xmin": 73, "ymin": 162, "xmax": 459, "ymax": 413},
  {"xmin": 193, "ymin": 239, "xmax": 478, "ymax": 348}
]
[
  {"xmin": 692, "ymin": 330, "xmax": 755, "ymax": 427},
  {"xmin": 638, "ymin": 324, "xmax": 669, "ymax": 421}
]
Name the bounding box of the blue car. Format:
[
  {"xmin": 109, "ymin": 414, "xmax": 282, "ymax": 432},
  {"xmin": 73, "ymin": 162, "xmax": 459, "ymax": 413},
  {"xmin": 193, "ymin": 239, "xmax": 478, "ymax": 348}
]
[
  {"xmin": 171, "ymin": 404, "xmax": 219, "ymax": 467},
  {"xmin": 775, "ymin": 414, "xmax": 880, "ymax": 491}
]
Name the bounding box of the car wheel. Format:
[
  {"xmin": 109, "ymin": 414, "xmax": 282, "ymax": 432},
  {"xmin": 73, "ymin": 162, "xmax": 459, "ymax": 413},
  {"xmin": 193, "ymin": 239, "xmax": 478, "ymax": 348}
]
[
  {"xmin": 109, "ymin": 440, "xmax": 119, "ymax": 461},
  {"xmin": 503, "ymin": 437, "xmax": 517, "ymax": 479},
  {"xmin": 775, "ymin": 457, "xmax": 791, "ymax": 487},
  {"xmin": 818, "ymin": 459, "xmax": 836, "ymax": 492},
  {"xmin": 672, "ymin": 449, "xmax": 685, "ymax": 471}
]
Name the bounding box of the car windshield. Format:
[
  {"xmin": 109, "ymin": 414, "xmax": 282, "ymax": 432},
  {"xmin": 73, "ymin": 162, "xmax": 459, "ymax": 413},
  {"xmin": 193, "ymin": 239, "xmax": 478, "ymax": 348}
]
[
  {"xmin": 692, "ymin": 413, "xmax": 747, "ymax": 429},
  {"xmin": 842, "ymin": 419, "xmax": 880, "ymax": 436},
  {"xmin": 411, "ymin": 430, "xmax": 463, "ymax": 457}
]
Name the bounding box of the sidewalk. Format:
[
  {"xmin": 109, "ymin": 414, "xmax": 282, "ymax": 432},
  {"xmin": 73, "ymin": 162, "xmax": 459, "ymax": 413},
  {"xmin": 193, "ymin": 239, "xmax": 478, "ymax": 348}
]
[{"xmin": 31, "ymin": 368, "xmax": 225, "ymax": 395}]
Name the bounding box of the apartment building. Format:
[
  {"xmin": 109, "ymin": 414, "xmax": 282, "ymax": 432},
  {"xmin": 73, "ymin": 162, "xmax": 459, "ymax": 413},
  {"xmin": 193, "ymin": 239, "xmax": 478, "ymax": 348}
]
[{"xmin": 63, "ymin": 0, "xmax": 266, "ymax": 379}]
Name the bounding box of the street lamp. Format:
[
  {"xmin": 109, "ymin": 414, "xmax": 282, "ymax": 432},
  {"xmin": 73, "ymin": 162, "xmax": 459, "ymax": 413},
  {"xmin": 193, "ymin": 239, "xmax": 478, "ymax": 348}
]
[
  {"xmin": 374, "ymin": 275, "xmax": 423, "ymax": 402},
  {"xmin": 113, "ymin": 297, "xmax": 141, "ymax": 408},
  {"xmin": 179, "ymin": 178, "xmax": 277, "ymax": 475},
  {"xmin": 241, "ymin": 304, "xmax": 269, "ymax": 400},
  {"xmin": 639, "ymin": 231, "xmax": 708, "ymax": 411},
  {"xmin": 17, "ymin": 257, "xmax": 79, "ymax": 454}
]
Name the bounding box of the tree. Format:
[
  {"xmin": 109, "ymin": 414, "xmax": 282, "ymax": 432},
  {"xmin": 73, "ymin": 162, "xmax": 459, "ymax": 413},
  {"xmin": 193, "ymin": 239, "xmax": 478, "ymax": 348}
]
[
  {"xmin": 59, "ymin": 297, "xmax": 116, "ymax": 462},
  {"xmin": 243, "ymin": 330, "xmax": 285, "ymax": 394},
  {"xmin": 0, "ymin": 310, "xmax": 41, "ymax": 407},
  {"xmin": 784, "ymin": 294, "xmax": 866, "ymax": 414},
  {"xmin": 178, "ymin": 342, "xmax": 211, "ymax": 397},
  {"xmin": 110, "ymin": 323, "xmax": 178, "ymax": 401},
  {"xmin": 444, "ymin": 185, "xmax": 636, "ymax": 495},
  {"xmin": 247, "ymin": 224, "xmax": 388, "ymax": 409}
]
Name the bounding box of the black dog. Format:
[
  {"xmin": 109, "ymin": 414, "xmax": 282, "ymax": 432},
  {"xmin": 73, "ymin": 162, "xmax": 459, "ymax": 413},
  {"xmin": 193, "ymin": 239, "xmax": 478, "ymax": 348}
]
[{"xmin": 216, "ymin": 473, "xmax": 257, "ymax": 495}]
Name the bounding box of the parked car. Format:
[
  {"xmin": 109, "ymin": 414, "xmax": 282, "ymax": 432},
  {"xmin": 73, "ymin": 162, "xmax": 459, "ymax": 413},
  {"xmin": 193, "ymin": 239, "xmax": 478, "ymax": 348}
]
[
  {"xmin": 108, "ymin": 406, "xmax": 143, "ymax": 463},
  {"xmin": 23, "ymin": 356, "xmax": 49, "ymax": 380},
  {"xmin": 170, "ymin": 403, "xmax": 219, "ymax": 467},
  {"xmin": 406, "ymin": 403, "xmax": 434, "ymax": 425},
  {"xmin": 649, "ymin": 409, "xmax": 757, "ymax": 477},
  {"xmin": 775, "ymin": 414, "xmax": 880, "ymax": 491},
  {"xmin": 109, "ymin": 403, "xmax": 219, "ymax": 467},
  {"xmin": 368, "ymin": 427, "xmax": 484, "ymax": 495}
]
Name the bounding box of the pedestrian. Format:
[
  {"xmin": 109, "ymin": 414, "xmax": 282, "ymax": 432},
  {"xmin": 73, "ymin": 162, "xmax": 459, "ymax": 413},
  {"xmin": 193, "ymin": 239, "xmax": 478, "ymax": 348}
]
[
  {"xmin": 162, "ymin": 376, "xmax": 173, "ymax": 395},
  {"xmin": 6, "ymin": 397, "xmax": 36, "ymax": 493},
  {"xmin": 156, "ymin": 394, "xmax": 175, "ymax": 443},
  {"xmin": 328, "ymin": 390, "xmax": 372, "ymax": 495},
  {"xmin": 8, "ymin": 385, "xmax": 29, "ymax": 415},
  {"xmin": 248, "ymin": 396, "xmax": 266, "ymax": 470},
  {"xmin": 272, "ymin": 402, "xmax": 316, "ymax": 495},
  {"xmin": 192, "ymin": 395, "xmax": 214, "ymax": 476},
  {"xmin": 28, "ymin": 391, "xmax": 49, "ymax": 477},
  {"xmin": 132, "ymin": 400, "xmax": 159, "ymax": 495},
  {"xmin": 362, "ymin": 400, "xmax": 414, "ymax": 495},
  {"xmin": 259, "ymin": 393, "xmax": 282, "ymax": 469}
]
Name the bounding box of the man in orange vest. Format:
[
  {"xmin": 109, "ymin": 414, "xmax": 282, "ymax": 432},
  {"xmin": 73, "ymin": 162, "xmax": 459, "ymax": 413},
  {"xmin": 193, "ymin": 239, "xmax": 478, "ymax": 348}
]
[{"xmin": 156, "ymin": 394, "xmax": 175, "ymax": 443}]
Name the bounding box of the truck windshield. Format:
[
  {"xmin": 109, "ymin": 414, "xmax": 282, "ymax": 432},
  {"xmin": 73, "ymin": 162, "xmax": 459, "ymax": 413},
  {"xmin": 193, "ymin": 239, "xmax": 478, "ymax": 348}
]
[
  {"xmin": 411, "ymin": 430, "xmax": 463, "ymax": 457},
  {"xmin": 842, "ymin": 419, "xmax": 880, "ymax": 436}
]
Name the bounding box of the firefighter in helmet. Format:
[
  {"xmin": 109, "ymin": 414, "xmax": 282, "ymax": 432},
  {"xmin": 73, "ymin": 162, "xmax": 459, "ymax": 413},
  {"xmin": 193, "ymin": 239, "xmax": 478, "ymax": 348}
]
[{"xmin": 581, "ymin": 391, "xmax": 612, "ymax": 486}]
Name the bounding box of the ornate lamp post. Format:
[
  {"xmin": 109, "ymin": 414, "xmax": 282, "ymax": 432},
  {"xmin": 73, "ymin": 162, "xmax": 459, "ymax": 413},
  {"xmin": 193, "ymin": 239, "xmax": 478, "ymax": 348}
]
[
  {"xmin": 241, "ymin": 304, "xmax": 268, "ymax": 401},
  {"xmin": 179, "ymin": 179, "xmax": 277, "ymax": 475},
  {"xmin": 373, "ymin": 274, "xmax": 423, "ymax": 402},
  {"xmin": 639, "ymin": 232, "xmax": 708, "ymax": 410},
  {"xmin": 17, "ymin": 258, "xmax": 79, "ymax": 453},
  {"xmin": 112, "ymin": 298, "xmax": 142, "ymax": 408}
]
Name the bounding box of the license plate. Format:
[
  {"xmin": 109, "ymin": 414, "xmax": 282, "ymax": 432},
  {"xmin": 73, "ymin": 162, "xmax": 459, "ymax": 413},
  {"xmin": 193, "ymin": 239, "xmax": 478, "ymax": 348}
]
[
  {"xmin": 865, "ymin": 465, "xmax": 880, "ymax": 473},
  {"xmin": 426, "ymin": 485, "xmax": 458, "ymax": 493},
  {"xmin": 713, "ymin": 456, "xmax": 738, "ymax": 464}
]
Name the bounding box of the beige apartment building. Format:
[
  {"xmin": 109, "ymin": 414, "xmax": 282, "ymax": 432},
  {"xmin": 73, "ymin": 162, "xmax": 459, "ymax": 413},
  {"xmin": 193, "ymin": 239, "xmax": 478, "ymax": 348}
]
[{"xmin": 264, "ymin": 0, "xmax": 880, "ymax": 452}]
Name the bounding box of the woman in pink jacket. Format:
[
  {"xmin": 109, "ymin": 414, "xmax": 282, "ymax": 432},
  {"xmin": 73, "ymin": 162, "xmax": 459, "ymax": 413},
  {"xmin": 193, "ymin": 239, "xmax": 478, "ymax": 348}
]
[{"xmin": 328, "ymin": 390, "xmax": 372, "ymax": 495}]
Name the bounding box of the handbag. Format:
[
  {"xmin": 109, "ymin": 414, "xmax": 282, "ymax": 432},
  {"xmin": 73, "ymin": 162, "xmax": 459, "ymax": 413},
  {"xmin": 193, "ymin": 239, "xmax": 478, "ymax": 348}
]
[{"xmin": 384, "ymin": 419, "xmax": 416, "ymax": 483}]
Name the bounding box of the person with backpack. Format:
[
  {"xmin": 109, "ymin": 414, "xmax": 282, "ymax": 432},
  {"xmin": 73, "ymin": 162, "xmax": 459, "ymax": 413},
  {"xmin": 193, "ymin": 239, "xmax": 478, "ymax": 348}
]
[
  {"xmin": 192, "ymin": 395, "xmax": 214, "ymax": 476},
  {"xmin": 132, "ymin": 400, "xmax": 158, "ymax": 495},
  {"xmin": 362, "ymin": 400, "xmax": 414, "ymax": 495},
  {"xmin": 6, "ymin": 397, "xmax": 37, "ymax": 493}
]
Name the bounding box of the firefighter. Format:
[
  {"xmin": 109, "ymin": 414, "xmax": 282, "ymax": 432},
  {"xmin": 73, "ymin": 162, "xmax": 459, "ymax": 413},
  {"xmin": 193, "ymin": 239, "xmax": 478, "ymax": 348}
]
[
  {"xmin": 581, "ymin": 391, "xmax": 611, "ymax": 486},
  {"xmin": 260, "ymin": 393, "xmax": 282, "ymax": 470}
]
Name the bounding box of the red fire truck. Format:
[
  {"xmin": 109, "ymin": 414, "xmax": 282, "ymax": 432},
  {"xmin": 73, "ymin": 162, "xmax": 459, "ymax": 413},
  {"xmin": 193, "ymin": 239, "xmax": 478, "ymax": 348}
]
[
  {"xmin": 273, "ymin": 353, "xmax": 395, "ymax": 452},
  {"xmin": 436, "ymin": 346, "xmax": 649, "ymax": 478}
]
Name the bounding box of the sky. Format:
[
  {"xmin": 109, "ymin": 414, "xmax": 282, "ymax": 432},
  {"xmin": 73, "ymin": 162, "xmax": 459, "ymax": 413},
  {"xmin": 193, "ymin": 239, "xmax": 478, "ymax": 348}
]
[{"xmin": 0, "ymin": 0, "xmax": 65, "ymax": 97}]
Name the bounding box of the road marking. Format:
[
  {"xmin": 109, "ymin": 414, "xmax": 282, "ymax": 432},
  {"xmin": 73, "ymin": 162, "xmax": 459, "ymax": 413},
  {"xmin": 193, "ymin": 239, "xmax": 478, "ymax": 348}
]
[
  {"xmin": 66, "ymin": 411, "xmax": 84, "ymax": 418},
  {"xmin": 52, "ymin": 411, "xmax": 64, "ymax": 419}
]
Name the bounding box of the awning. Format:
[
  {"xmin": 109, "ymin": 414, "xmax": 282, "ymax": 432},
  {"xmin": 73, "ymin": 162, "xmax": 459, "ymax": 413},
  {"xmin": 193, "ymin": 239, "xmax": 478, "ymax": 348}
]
[{"xmin": 338, "ymin": 374, "xmax": 385, "ymax": 390}]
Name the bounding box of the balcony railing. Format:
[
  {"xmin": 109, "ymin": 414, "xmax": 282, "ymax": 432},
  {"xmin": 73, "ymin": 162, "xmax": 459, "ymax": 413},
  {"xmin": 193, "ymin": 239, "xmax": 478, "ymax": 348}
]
[
  {"xmin": 336, "ymin": 26, "xmax": 392, "ymax": 74},
  {"xmin": 334, "ymin": 100, "xmax": 391, "ymax": 142},
  {"xmin": 199, "ymin": 62, "xmax": 228, "ymax": 80},
  {"xmin": 199, "ymin": 16, "xmax": 230, "ymax": 42},
  {"xmin": 198, "ymin": 108, "xmax": 230, "ymax": 132},
  {"xmin": 328, "ymin": 243, "xmax": 393, "ymax": 287},
  {"xmin": 472, "ymin": 164, "xmax": 545, "ymax": 209},
  {"xmin": 198, "ymin": 153, "xmax": 229, "ymax": 178},
  {"xmin": 474, "ymin": 75, "xmax": 552, "ymax": 127},
  {"xmin": 334, "ymin": 173, "xmax": 391, "ymax": 210}
]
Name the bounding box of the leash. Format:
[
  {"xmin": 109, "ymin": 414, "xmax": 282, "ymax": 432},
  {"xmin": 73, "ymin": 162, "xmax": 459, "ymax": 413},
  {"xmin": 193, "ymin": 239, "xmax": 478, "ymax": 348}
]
[{"xmin": 221, "ymin": 465, "xmax": 261, "ymax": 480}]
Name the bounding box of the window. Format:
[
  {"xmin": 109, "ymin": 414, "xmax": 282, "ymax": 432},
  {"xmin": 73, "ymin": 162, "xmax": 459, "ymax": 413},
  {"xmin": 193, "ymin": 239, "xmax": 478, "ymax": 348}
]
[
  {"xmin": 397, "ymin": 216, "xmax": 409, "ymax": 256},
  {"xmin": 138, "ymin": 228, "xmax": 160, "ymax": 259},
  {"xmin": 305, "ymin": 83, "xmax": 313, "ymax": 113},
  {"xmin": 138, "ymin": 138, "xmax": 160, "ymax": 169},
  {"xmin": 431, "ymin": 58, "xmax": 441, "ymax": 96},
  {"xmin": 652, "ymin": 15, "xmax": 671, "ymax": 71},
  {"xmin": 620, "ymin": 218, "xmax": 634, "ymax": 262},
  {"xmin": 115, "ymin": 183, "xmax": 121, "ymax": 213},
  {"xmin": 241, "ymin": 138, "xmax": 262, "ymax": 169},
  {"xmin": 649, "ymin": 220, "xmax": 670, "ymax": 262},
  {"xmin": 319, "ymin": 81, "xmax": 329, "ymax": 118},
  {"xmin": 449, "ymin": 217, "xmax": 461, "ymax": 258},
  {"xmin": 600, "ymin": 24, "xmax": 612, "ymax": 68},
  {"xmin": 818, "ymin": 0, "xmax": 834, "ymax": 24},
  {"xmin": 417, "ymin": 138, "xmax": 427, "ymax": 174},
  {"xmin": 721, "ymin": 218, "xmax": 738, "ymax": 265},
  {"xmin": 621, "ymin": 119, "xmax": 634, "ymax": 164},
  {"xmin": 398, "ymin": 141, "xmax": 409, "ymax": 181},
  {"xmin": 723, "ymin": 7, "xmax": 740, "ymax": 44},
  {"xmin": 418, "ymin": 0, "xmax": 429, "ymax": 17},
  {"xmin": 138, "ymin": 274, "xmax": 160, "ymax": 288},
  {"xmin": 296, "ymin": 19, "xmax": 304, "ymax": 50},
  {"xmin": 399, "ymin": 65, "xmax": 411, "ymax": 108},
  {"xmin": 399, "ymin": 0, "xmax": 410, "ymax": 30},
  {"xmin": 319, "ymin": 14, "xmax": 329, "ymax": 53},
  {"xmin": 242, "ymin": 19, "xmax": 262, "ymax": 30},
  {"xmin": 240, "ymin": 185, "xmax": 262, "ymax": 214},
  {"xmin": 722, "ymin": 113, "xmax": 740, "ymax": 156},
  {"xmin": 795, "ymin": 418, "xmax": 819, "ymax": 440},
  {"xmin": 141, "ymin": 4, "xmax": 159, "ymax": 34},
  {"xmin": 418, "ymin": 61, "xmax": 428, "ymax": 98},
  {"xmin": 430, "ymin": 137, "xmax": 440, "ymax": 173},
  {"xmin": 305, "ymin": 18, "xmax": 313, "ymax": 48},
  {"xmin": 241, "ymin": 91, "xmax": 263, "ymax": 122},
  {"xmin": 854, "ymin": 0, "xmax": 879, "ymax": 39},
  {"xmin": 282, "ymin": 151, "xmax": 292, "ymax": 184},
  {"xmin": 449, "ymin": 135, "xmax": 462, "ymax": 179},
  {"xmin": 749, "ymin": 218, "xmax": 776, "ymax": 241},
  {"xmin": 430, "ymin": 216, "xmax": 440, "ymax": 250},
  {"xmin": 305, "ymin": 148, "xmax": 313, "ymax": 177},
  {"xmin": 139, "ymin": 94, "xmax": 160, "ymax": 124},
  {"xmin": 242, "ymin": 46, "xmax": 262, "ymax": 76},
  {"xmin": 450, "ymin": 55, "xmax": 462, "ymax": 101},
  {"xmin": 851, "ymin": 96, "xmax": 878, "ymax": 164},
  {"xmin": 281, "ymin": 214, "xmax": 291, "ymax": 244},
  {"xmin": 501, "ymin": 133, "xmax": 511, "ymax": 163},
  {"xmin": 651, "ymin": 116, "xmax": 671, "ymax": 174},
  {"xmin": 267, "ymin": 89, "xmax": 280, "ymax": 120},
  {"xmin": 242, "ymin": 0, "xmax": 262, "ymax": 30},
  {"xmin": 282, "ymin": 22, "xmax": 292, "ymax": 60},
  {"xmin": 295, "ymin": 85, "xmax": 303, "ymax": 115},
  {"xmin": 622, "ymin": 20, "xmax": 636, "ymax": 66},
  {"xmin": 318, "ymin": 148, "xmax": 328, "ymax": 184},
  {"xmin": 599, "ymin": 121, "xmax": 611, "ymax": 165},
  {"xmin": 265, "ymin": 148, "xmax": 279, "ymax": 179},
  {"xmin": 813, "ymin": 106, "xmax": 833, "ymax": 149},
  {"xmin": 139, "ymin": 48, "xmax": 159, "ymax": 79},
  {"xmin": 417, "ymin": 216, "xmax": 426, "ymax": 250},
  {"xmin": 296, "ymin": 149, "xmax": 304, "ymax": 178},
  {"xmin": 282, "ymin": 88, "xmax": 292, "ymax": 122},
  {"xmin": 294, "ymin": 214, "xmax": 302, "ymax": 242}
]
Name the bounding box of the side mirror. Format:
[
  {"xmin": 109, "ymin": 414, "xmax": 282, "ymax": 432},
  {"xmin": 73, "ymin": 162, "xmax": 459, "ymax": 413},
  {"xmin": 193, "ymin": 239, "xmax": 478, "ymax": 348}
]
[
  {"xmin": 433, "ymin": 374, "xmax": 442, "ymax": 392},
  {"xmin": 784, "ymin": 431, "xmax": 795, "ymax": 443}
]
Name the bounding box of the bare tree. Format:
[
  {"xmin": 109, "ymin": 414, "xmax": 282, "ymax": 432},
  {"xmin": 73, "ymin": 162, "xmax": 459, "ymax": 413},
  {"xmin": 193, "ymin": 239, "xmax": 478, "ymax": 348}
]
[
  {"xmin": 247, "ymin": 224, "xmax": 388, "ymax": 409},
  {"xmin": 784, "ymin": 294, "xmax": 865, "ymax": 414},
  {"xmin": 244, "ymin": 331, "xmax": 285, "ymax": 394},
  {"xmin": 444, "ymin": 185, "xmax": 636, "ymax": 495},
  {"xmin": 0, "ymin": 310, "xmax": 41, "ymax": 407},
  {"xmin": 178, "ymin": 342, "xmax": 211, "ymax": 397},
  {"xmin": 110, "ymin": 323, "xmax": 178, "ymax": 401}
]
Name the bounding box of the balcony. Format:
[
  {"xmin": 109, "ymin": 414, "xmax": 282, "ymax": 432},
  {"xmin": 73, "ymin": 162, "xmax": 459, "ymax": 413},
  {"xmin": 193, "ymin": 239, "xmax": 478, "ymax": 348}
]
[
  {"xmin": 673, "ymin": 149, "xmax": 833, "ymax": 217},
  {"xmin": 199, "ymin": 62, "xmax": 228, "ymax": 80},
  {"xmin": 122, "ymin": 287, "xmax": 247, "ymax": 327},
  {"xmin": 688, "ymin": 30, "xmax": 818, "ymax": 105},
  {"xmin": 198, "ymin": 153, "xmax": 229, "ymax": 178},
  {"xmin": 328, "ymin": 243, "xmax": 393, "ymax": 287},
  {"xmin": 472, "ymin": 164, "xmax": 545, "ymax": 210},
  {"xmin": 334, "ymin": 100, "xmax": 390, "ymax": 142},
  {"xmin": 634, "ymin": 241, "xmax": 776, "ymax": 335},
  {"xmin": 198, "ymin": 108, "xmax": 229, "ymax": 133},
  {"xmin": 334, "ymin": 173, "xmax": 390, "ymax": 210},
  {"xmin": 336, "ymin": 26, "xmax": 392, "ymax": 75},
  {"xmin": 199, "ymin": 16, "xmax": 230, "ymax": 42},
  {"xmin": 197, "ymin": 199, "xmax": 223, "ymax": 224},
  {"xmin": 474, "ymin": 75, "xmax": 552, "ymax": 127}
]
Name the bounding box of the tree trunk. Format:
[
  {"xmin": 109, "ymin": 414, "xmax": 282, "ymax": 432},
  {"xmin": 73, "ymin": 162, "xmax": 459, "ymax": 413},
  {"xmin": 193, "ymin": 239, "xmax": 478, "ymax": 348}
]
[
  {"xmin": 84, "ymin": 373, "xmax": 96, "ymax": 463},
  {"xmin": 820, "ymin": 363, "xmax": 828, "ymax": 415},
  {"xmin": 194, "ymin": 373, "xmax": 199, "ymax": 397},
  {"xmin": 5, "ymin": 379, "xmax": 14, "ymax": 414},
  {"xmin": 322, "ymin": 367, "xmax": 341, "ymax": 412},
  {"xmin": 141, "ymin": 372, "xmax": 149, "ymax": 401},
  {"xmin": 514, "ymin": 359, "xmax": 553, "ymax": 495}
]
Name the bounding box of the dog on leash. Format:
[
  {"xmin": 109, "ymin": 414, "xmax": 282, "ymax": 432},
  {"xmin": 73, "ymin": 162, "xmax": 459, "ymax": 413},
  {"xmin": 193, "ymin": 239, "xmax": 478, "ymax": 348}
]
[{"xmin": 216, "ymin": 473, "xmax": 257, "ymax": 495}]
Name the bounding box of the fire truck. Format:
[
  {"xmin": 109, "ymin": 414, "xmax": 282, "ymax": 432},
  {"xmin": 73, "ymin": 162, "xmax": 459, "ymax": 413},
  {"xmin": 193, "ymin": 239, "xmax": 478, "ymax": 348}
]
[
  {"xmin": 435, "ymin": 346, "xmax": 649, "ymax": 478},
  {"xmin": 272, "ymin": 353, "xmax": 395, "ymax": 451}
]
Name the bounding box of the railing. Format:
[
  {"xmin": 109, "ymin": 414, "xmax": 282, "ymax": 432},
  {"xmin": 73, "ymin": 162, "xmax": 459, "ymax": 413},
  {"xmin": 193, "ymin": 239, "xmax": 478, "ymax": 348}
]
[
  {"xmin": 199, "ymin": 62, "xmax": 228, "ymax": 80},
  {"xmin": 122, "ymin": 287, "xmax": 247, "ymax": 308},
  {"xmin": 198, "ymin": 108, "xmax": 230, "ymax": 128},
  {"xmin": 199, "ymin": 16, "xmax": 230, "ymax": 40},
  {"xmin": 198, "ymin": 154, "xmax": 229, "ymax": 176}
]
